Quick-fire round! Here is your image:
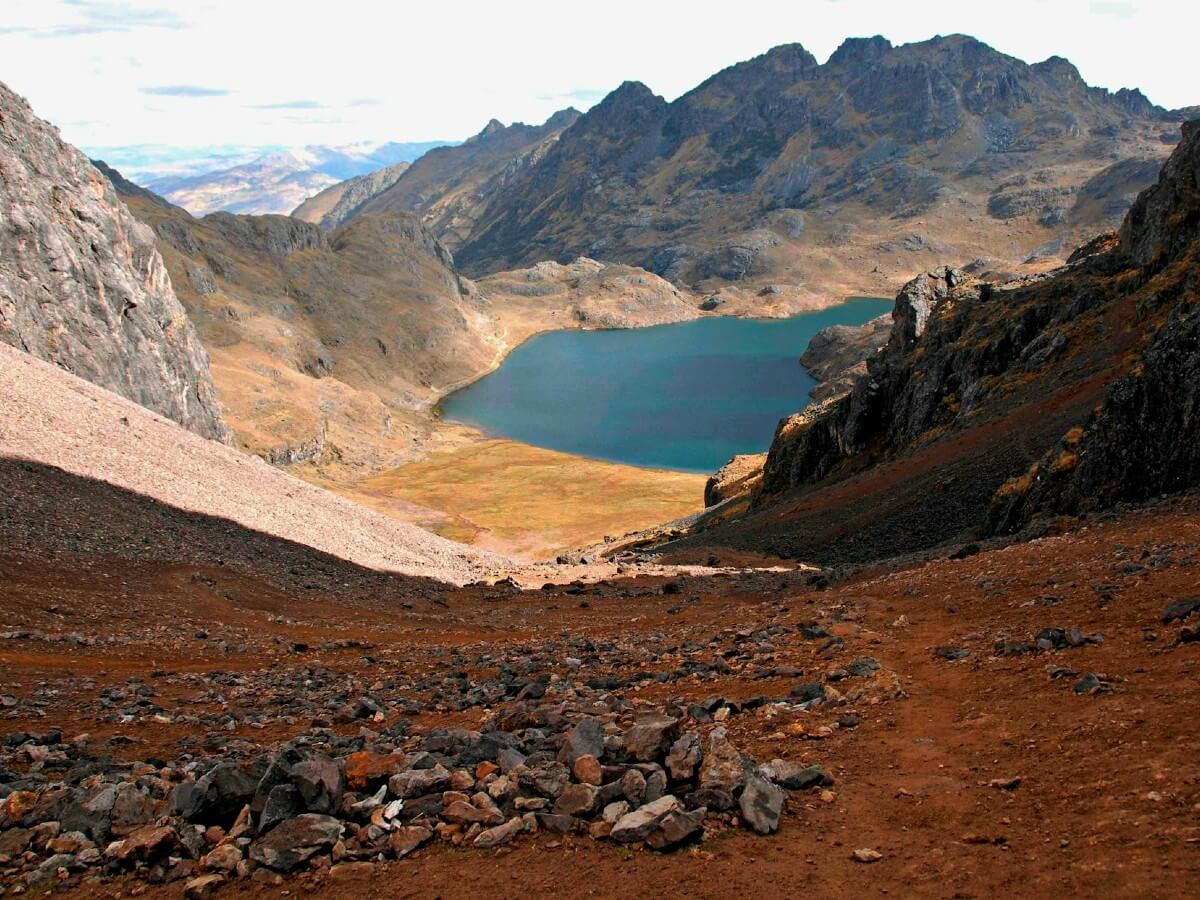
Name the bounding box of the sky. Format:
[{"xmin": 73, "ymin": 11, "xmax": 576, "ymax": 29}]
[{"xmin": 0, "ymin": 0, "xmax": 1196, "ymax": 153}]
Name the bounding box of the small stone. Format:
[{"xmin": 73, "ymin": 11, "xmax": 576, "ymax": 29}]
[
  {"xmin": 388, "ymin": 826, "xmax": 432, "ymax": 859},
  {"xmin": 665, "ymin": 731, "xmax": 702, "ymax": 782},
  {"xmin": 852, "ymin": 848, "xmax": 883, "ymax": 863},
  {"xmin": 645, "ymin": 807, "xmax": 705, "ymax": 851},
  {"xmin": 558, "ymin": 718, "xmax": 605, "ymax": 766},
  {"xmin": 473, "ymin": 817, "xmax": 524, "ymax": 849},
  {"xmin": 573, "ymin": 754, "xmax": 603, "ymax": 786},
  {"xmin": 554, "ymin": 783, "xmax": 600, "ymax": 818},
  {"xmin": 759, "ymin": 760, "xmax": 827, "ymax": 791},
  {"xmin": 248, "ymin": 815, "xmax": 341, "ymax": 872},
  {"xmin": 389, "ymin": 765, "xmax": 450, "ymax": 800},
  {"xmin": 201, "ymin": 843, "xmax": 242, "ymax": 874},
  {"xmin": 611, "ymin": 795, "xmax": 684, "ymax": 843},
  {"xmin": 343, "ymin": 751, "xmax": 406, "ymax": 791},
  {"xmin": 623, "ymin": 715, "xmax": 680, "ymax": 762},
  {"xmin": 184, "ymin": 874, "xmax": 225, "ymax": 899}
]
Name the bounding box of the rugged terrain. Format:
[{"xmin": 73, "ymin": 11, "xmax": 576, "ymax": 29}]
[
  {"xmin": 349, "ymin": 37, "xmax": 1182, "ymax": 309},
  {"xmin": 654, "ymin": 117, "xmax": 1200, "ymax": 579},
  {"xmin": 86, "ymin": 168, "xmax": 712, "ymax": 555},
  {"xmin": 2, "ymin": 51, "xmax": 1200, "ymax": 900},
  {"xmin": 356, "ymin": 111, "xmax": 581, "ymax": 254},
  {"xmin": 1, "ymin": 450, "xmax": 1198, "ymax": 897},
  {"xmin": 0, "ymin": 81, "xmax": 227, "ymax": 442}
]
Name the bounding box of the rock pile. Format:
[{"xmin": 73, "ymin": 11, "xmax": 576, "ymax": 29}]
[{"xmin": 0, "ymin": 700, "xmax": 834, "ymax": 890}]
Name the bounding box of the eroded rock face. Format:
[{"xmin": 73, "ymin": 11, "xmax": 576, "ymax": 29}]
[
  {"xmin": 0, "ymin": 80, "xmax": 229, "ymax": 442},
  {"xmin": 759, "ymin": 266, "xmax": 976, "ymax": 497},
  {"xmin": 988, "ymin": 120, "xmax": 1200, "ymax": 531},
  {"xmin": 704, "ymin": 454, "xmax": 766, "ymax": 507},
  {"xmin": 799, "ymin": 314, "xmax": 892, "ymax": 403}
]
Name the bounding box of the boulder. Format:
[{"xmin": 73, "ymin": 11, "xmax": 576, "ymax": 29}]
[
  {"xmin": 610, "ymin": 795, "xmax": 685, "ymax": 843},
  {"xmin": 623, "ymin": 715, "xmax": 679, "ymax": 762},
  {"xmin": 739, "ymin": 775, "xmax": 785, "ymax": 834},
  {"xmin": 175, "ymin": 762, "xmax": 257, "ymax": 826},
  {"xmin": 249, "ymin": 814, "xmax": 342, "ymax": 872}
]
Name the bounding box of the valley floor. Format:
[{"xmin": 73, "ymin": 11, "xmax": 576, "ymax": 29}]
[
  {"xmin": 2, "ymin": 456, "xmax": 1197, "ymax": 897},
  {"xmin": 307, "ymin": 434, "xmax": 707, "ymax": 559}
]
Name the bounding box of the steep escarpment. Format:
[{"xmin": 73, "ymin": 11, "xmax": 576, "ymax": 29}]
[
  {"xmin": 669, "ymin": 119, "xmax": 1200, "ymax": 566},
  {"xmin": 444, "ymin": 36, "xmax": 1179, "ymax": 301},
  {"xmin": 0, "ymin": 81, "xmax": 228, "ymax": 441},
  {"xmin": 989, "ymin": 120, "xmax": 1200, "ymax": 530}
]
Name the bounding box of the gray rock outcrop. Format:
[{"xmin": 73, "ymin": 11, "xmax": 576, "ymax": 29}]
[{"xmin": 0, "ymin": 80, "xmax": 229, "ymax": 441}]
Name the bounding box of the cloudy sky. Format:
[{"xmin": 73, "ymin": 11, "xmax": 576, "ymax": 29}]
[{"xmin": 0, "ymin": 0, "xmax": 1193, "ymax": 152}]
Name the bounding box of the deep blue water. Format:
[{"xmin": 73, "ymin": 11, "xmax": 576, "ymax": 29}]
[{"xmin": 440, "ymin": 299, "xmax": 892, "ymax": 473}]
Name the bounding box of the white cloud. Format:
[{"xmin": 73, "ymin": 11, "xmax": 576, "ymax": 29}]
[{"xmin": 0, "ymin": 0, "xmax": 1194, "ymax": 151}]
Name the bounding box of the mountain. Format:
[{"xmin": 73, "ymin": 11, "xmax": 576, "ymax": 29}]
[
  {"xmin": 107, "ymin": 177, "xmax": 502, "ymax": 474},
  {"xmin": 0, "ymin": 80, "xmax": 228, "ymax": 442},
  {"xmin": 144, "ymin": 140, "xmax": 450, "ymax": 216},
  {"xmin": 661, "ymin": 116, "xmax": 1200, "ymax": 567},
  {"xmin": 360, "ymin": 36, "xmax": 1185, "ymax": 303},
  {"xmin": 292, "ymin": 160, "xmax": 411, "ymax": 229},
  {"xmin": 356, "ymin": 109, "xmax": 581, "ymax": 252}
]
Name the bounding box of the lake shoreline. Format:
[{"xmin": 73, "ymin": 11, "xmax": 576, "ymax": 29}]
[
  {"xmin": 431, "ymin": 295, "xmax": 893, "ymax": 417},
  {"xmin": 438, "ymin": 297, "xmax": 894, "ymax": 474}
]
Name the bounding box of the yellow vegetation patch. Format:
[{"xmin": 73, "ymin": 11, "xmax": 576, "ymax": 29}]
[{"xmin": 325, "ymin": 437, "xmax": 706, "ymax": 561}]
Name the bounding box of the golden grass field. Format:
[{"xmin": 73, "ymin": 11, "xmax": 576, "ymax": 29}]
[{"xmin": 319, "ymin": 436, "xmax": 706, "ymax": 560}]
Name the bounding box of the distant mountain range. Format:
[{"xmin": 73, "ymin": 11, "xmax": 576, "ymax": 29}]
[
  {"xmin": 88, "ymin": 140, "xmax": 453, "ymax": 216},
  {"xmin": 340, "ymin": 35, "xmax": 1190, "ymax": 302}
]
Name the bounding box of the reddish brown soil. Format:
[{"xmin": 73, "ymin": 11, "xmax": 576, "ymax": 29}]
[{"xmin": 3, "ymin": 466, "xmax": 1198, "ymax": 897}]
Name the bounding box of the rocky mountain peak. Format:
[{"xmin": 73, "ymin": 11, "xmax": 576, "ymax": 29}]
[
  {"xmin": 827, "ymin": 35, "xmax": 893, "ymax": 68},
  {"xmin": 472, "ymin": 118, "xmax": 507, "ymax": 142},
  {"xmin": 0, "ymin": 79, "xmax": 229, "ymax": 442},
  {"xmin": 568, "ymin": 81, "xmax": 669, "ymax": 143},
  {"xmin": 543, "ymin": 107, "xmax": 583, "ymax": 131}
]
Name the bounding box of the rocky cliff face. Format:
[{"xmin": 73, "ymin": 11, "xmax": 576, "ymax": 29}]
[
  {"xmin": 0, "ymin": 80, "xmax": 229, "ymax": 442},
  {"xmin": 799, "ymin": 314, "xmax": 892, "ymax": 403},
  {"xmin": 693, "ymin": 118, "xmax": 1200, "ymax": 563},
  {"xmin": 989, "ymin": 120, "xmax": 1200, "ymax": 531},
  {"xmin": 413, "ymin": 36, "xmax": 1180, "ymax": 302}
]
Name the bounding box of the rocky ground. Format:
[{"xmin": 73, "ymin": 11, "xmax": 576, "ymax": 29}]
[{"xmin": 1, "ymin": 468, "xmax": 1198, "ymax": 896}]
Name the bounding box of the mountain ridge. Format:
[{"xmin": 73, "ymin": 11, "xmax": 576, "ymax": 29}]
[{"xmin": 341, "ymin": 35, "xmax": 1187, "ymax": 308}]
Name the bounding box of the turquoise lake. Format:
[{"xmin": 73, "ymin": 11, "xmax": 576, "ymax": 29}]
[{"xmin": 440, "ymin": 298, "xmax": 893, "ymax": 473}]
